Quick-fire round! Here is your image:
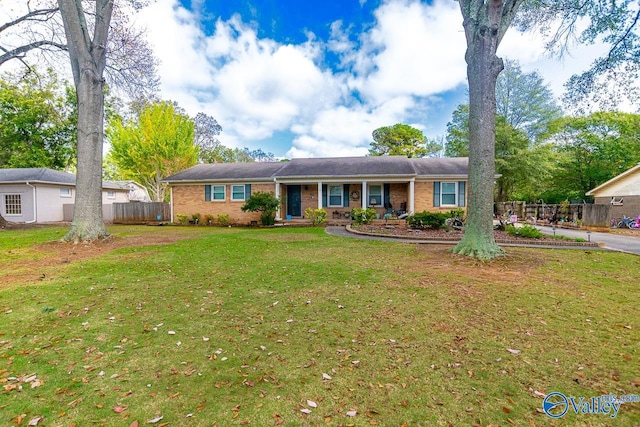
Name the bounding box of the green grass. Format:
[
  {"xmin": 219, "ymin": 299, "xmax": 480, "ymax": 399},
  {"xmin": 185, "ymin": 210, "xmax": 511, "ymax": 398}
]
[{"xmin": 1, "ymin": 225, "xmax": 639, "ymax": 426}]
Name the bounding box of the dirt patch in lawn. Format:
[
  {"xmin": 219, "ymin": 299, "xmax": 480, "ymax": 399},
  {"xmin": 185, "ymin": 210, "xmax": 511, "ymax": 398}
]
[{"xmin": 1, "ymin": 230, "xmax": 195, "ymax": 289}]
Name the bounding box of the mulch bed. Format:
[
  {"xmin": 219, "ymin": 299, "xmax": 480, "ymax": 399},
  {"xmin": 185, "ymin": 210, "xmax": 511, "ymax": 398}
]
[{"xmin": 348, "ymin": 224, "xmax": 602, "ymax": 247}]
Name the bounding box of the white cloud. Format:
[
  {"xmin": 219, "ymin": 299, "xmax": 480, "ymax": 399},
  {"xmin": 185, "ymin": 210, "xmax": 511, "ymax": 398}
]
[{"xmin": 136, "ymin": 0, "xmax": 620, "ymax": 159}]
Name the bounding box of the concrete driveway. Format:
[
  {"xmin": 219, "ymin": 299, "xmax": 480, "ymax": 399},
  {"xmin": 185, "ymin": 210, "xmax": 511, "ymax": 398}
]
[{"xmin": 537, "ymin": 226, "xmax": 640, "ymax": 255}]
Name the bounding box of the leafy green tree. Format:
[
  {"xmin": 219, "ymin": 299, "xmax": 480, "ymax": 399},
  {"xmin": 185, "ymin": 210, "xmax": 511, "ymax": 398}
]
[
  {"xmin": 446, "ymin": 107, "xmax": 556, "ymax": 203},
  {"xmin": 496, "ymin": 59, "xmax": 562, "ymax": 141},
  {"xmin": 201, "ymin": 145, "xmax": 276, "ymax": 163},
  {"xmin": 454, "ymin": 0, "xmax": 640, "ymax": 259},
  {"xmin": 241, "ymin": 191, "xmax": 280, "ymax": 226},
  {"xmin": 0, "ymin": 70, "xmax": 76, "ymax": 169},
  {"xmin": 541, "ymin": 111, "xmax": 640, "ymax": 201},
  {"xmin": 445, "ymin": 105, "xmax": 470, "ymax": 158},
  {"xmin": 369, "ymin": 124, "xmax": 428, "ymax": 157},
  {"xmin": 107, "ymin": 101, "xmax": 198, "ymax": 202}
]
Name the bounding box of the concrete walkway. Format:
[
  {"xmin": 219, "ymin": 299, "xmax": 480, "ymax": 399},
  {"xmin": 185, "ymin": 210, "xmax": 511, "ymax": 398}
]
[
  {"xmin": 325, "ymin": 226, "xmax": 640, "ymax": 255},
  {"xmin": 537, "ymin": 226, "xmax": 640, "ymax": 255}
]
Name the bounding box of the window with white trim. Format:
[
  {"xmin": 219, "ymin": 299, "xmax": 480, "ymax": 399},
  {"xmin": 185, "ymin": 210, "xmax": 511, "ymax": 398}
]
[
  {"xmin": 440, "ymin": 182, "xmax": 457, "ymax": 206},
  {"xmin": 368, "ymin": 185, "xmax": 382, "ymax": 206},
  {"xmin": 107, "ymin": 191, "xmax": 116, "ymax": 199},
  {"xmin": 231, "ymin": 185, "xmax": 246, "ymax": 201},
  {"xmin": 60, "ymin": 187, "xmax": 72, "ymax": 197},
  {"xmin": 5, "ymin": 194, "xmax": 21, "ymax": 215},
  {"xmin": 212, "ymin": 185, "xmax": 225, "ymax": 201},
  {"xmin": 328, "ymin": 185, "xmax": 343, "ymax": 207}
]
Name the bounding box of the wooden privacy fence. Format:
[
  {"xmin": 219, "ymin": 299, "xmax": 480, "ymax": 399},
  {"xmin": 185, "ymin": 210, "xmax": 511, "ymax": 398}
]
[
  {"xmin": 495, "ymin": 202, "xmax": 613, "ymax": 227},
  {"xmin": 112, "ymin": 202, "xmax": 170, "ymax": 224}
]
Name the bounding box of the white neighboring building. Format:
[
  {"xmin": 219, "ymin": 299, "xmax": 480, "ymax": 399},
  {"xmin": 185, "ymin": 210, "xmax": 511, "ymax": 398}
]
[{"xmin": 0, "ymin": 168, "xmax": 142, "ymax": 223}]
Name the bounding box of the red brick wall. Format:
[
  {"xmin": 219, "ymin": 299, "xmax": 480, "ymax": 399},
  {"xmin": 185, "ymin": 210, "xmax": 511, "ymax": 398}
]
[{"xmin": 171, "ymin": 183, "xmax": 276, "ymax": 224}]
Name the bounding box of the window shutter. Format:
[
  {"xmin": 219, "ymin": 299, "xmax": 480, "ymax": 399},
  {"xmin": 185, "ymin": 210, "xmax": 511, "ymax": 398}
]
[
  {"xmin": 322, "ymin": 185, "xmax": 327, "ymax": 208},
  {"xmin": 343, "ymin": 184, "xmax": 350, "ymax": 207},
  {"xmin": 458, "ymin": 181, "xmax": 466, "ymax": 207},
  {"xmin": 205, "ymin": 185, "xmax": 211, "ymax": 201},
  {"xmin": 384, "ymin": 183, "xmax": 390, "ymax": 208},
  {"xmin": 245, "ymin": 184, "xmax": 251, "ymax": 200},
  {"xmin": 433, "ymin": 182, "xmax": 441, "ymax": 207}
]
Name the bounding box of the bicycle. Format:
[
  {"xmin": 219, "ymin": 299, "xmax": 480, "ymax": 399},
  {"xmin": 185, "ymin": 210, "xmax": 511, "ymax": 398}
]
[{"xmin": 617, "ymin": 215, "xmax": 637, "ymax": 229}]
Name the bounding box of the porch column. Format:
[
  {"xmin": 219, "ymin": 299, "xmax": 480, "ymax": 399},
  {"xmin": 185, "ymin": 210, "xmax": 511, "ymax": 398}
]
[
  {"xmin": 274, "ymin": 180, "xmax": 281, "ymax": 220},
  {"xmin": 361, "ymin": 181, "xmax": 367, "ymax": 209},
  {"xmin": 317, "ymin": 181, "xmax": 323, "ymax": 210},
  {"xmin": 409, "ymin": 180, "xmax": 415, "ymax": 214}
]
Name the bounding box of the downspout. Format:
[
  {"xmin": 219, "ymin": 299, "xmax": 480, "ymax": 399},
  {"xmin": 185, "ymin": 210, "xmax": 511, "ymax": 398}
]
[{"xmin": 25, "ymin": 181, "xmax": 37, "ymax": 223}]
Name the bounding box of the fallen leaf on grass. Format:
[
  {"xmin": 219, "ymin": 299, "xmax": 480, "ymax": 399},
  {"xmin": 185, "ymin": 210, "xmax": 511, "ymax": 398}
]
[
  {"xmin": 114, "ymin": 406, "xmax": 127, "ymax": 413},
  {"xmin": 346, "ymin": 410, "xmax": 357, "ymax": 417},
  {"xmin": 506, "ymin": 348, "xmax": 521, "ymax": 354},
  {"xmin": 28, "ymin": 417, "xmax": 43, "ymax": 426},
  {"xmin": 322, "ymin": 373, "xmax": 332, "ymax": 380},
  {"xmin": 147, "ymin": 415, "xmax": 163, "ymax": 424},
  {"xmin": 129, "ymin": 422, "xmax": 139, "ymax": 427},
  {"xmin": 300, "ymin": 408, "xmax": 312, "ymax": 414},
  {"xmin": 306, "ymin": 400, "xmax": 317, "ymax": 408}
]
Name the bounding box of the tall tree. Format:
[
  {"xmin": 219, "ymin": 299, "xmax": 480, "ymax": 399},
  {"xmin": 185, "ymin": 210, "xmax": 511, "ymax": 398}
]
[
  {"xmin": 453, "ymin": 0, "xmax": 640, "ymax": 259},
  {"xmin": 542, "ymin": 111, "xmax": 640, "ymax": 201},
  {"xmin": 369, "ymin": 123, "xmax": 429, "ymax": 157},
  {"xmin": 193, "ymin": 112, "xmax": 223, "ymax": 163},
  {"xmin": 453, "ymin": 0, "xmax": 523, "ymax": 260},
  {"xmin": 446, "ymin": 107, "xmax": 555, "ymax": 203},
  {"xmin": 1, "ymin": 0, "xmax": 158, "ymax": 241},
  {"xmin": 496, "ymin": 59, "xmax": 562, "ymax": 140},
  {"xmin": 0, "ymin": 69, "xmax": 76, "ymax": 169},
  {"xmin": 57, "ymin": 0, "xmax": 113, "ymax": 241},
  {"xmin": 107, "ymin": 101, "xmax": 198, "ymax": 202}
]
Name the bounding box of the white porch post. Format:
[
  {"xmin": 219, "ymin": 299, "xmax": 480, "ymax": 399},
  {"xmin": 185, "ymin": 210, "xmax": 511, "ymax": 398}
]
[
  {"xmin": 409, "ymin": 180, "xmax": 415, "ymax": 214},
  {"xmin": 317, "ymin": 181, "xmax": 323, "ymax": 210},
  {"xmin": 361, "ymin": 181, "xmax": 367, "ymax": 209},
  {"xmin": 274, "ymin": 180, "xmax": 281, "ymax": 220}
]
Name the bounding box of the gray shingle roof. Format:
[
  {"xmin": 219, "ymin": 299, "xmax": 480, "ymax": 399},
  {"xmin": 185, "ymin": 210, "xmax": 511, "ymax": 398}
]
[
  {"xmin": 0, "ymin": 168, "xmax": 76, "ymax": 184},
  {"xmin": 163, "ymin": 157, "xmax": 469, "ymax": 182},
  {"xmin": 277, "ymin": 156, "xmax": 418, "ymax": 177},
  {"xmin": 163, "ymin": 162, "xmax": 287, "ymax": 182},
  {"xmin": 0, "ymin": 167, "xmax": 133, "ymax": 190},
  {"xmin": 410, "ymin": 157, "xmax": 469, "ymax": 176}
]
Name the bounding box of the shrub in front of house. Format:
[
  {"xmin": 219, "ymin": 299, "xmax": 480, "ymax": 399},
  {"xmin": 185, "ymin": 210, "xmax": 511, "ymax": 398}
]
[
  {"xmin": 241, "ymin": 191, "xmax": 280, "ymax": 226},
  {"xmin": 351, "ymin": 208, "xmax": 377, "ymax": 224},
  {"xmin": 217, "ymin": 214, "xmax": 230, "ymax": 226},
  {"xmin": 204, "ymin": 214, "xmax": 214, "ymax": 225},
  {"xmin": 408, "ymin": 211, "xmax": 448, "ymax": 229},
  {"xmin": 506, "ymin": 224, "xmax": 543, "ymax": 239},
  {"xmin": 304, "ymin": 207, "xmax": 327, "ymax": 226},
  {"xmin": 176, "ymin": 214, "xmax": 189, "ymax": 225},
  {"xmin": 191, "ymin": 213, "xmax": 202, "ymax": 225}
]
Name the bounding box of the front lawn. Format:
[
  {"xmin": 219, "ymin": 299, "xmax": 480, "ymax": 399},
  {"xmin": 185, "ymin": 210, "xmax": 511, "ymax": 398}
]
[{"xmin": 1, "ymin": 225, "xmax": 639, "ymax": 426}]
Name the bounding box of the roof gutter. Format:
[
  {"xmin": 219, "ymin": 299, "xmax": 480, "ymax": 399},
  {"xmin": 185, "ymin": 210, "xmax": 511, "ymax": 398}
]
[{"xmin": 25, "ymin": 181, "xmax": 37, "ymax": 223}]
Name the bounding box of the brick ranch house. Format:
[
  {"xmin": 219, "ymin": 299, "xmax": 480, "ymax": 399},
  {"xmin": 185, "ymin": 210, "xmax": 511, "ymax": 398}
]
[{"xmin": 162, "ymin": 156, "xmax": 469, "ymax": 224}]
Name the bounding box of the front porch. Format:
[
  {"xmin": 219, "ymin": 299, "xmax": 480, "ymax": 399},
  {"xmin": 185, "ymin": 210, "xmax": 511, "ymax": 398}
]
[{"xmin": 275, "ymin": 180, "xmax": 414, "ymax": 221}]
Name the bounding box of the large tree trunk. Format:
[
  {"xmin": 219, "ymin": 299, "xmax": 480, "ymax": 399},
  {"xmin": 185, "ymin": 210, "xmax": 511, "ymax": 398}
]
[
  {"xmin": 453, "ymin": 36, "xmax": 504, "ymax": 260},
  {"xmin": 453, "ymin": 0, "xmax": 523, "ymax": 260},
  {"xmin": 65, "ymin": 69, "xmax": 109, "ymax": 241},
  {"xmin": 58, "ymin": 0, "xmax": 112, "ymax": 242}
]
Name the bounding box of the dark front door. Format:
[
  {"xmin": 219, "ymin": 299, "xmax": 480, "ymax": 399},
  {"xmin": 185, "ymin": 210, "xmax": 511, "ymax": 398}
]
[{"xmin": 287, "ymin": 185, "xmax": 302, "ymax": 217}]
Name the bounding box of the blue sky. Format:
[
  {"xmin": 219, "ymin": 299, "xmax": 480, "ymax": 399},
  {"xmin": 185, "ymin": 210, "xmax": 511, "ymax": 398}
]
[{"xmin": 136, "ymin": 0, "xmax": 602, "ymax": 158}]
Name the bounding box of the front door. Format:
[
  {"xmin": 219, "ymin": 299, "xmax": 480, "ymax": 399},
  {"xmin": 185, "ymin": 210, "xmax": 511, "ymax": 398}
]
[{"xmin": 287, "ymin": 185, "xmax": 302, "ymax": 217}]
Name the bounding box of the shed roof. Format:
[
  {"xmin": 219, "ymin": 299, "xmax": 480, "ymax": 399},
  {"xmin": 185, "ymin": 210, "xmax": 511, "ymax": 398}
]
[
  {"xmin": 0, "ymin": 167, "xmax": 133, "ymax": 190},
  {"xmin": 0, "ymin": 168, "xmax": 76, "ymax": 185}
]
